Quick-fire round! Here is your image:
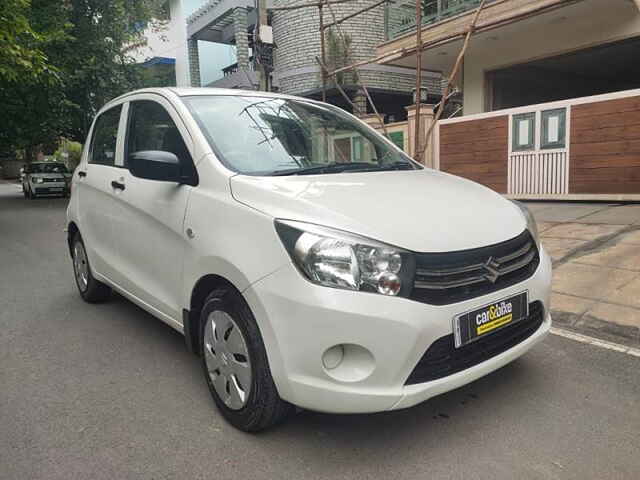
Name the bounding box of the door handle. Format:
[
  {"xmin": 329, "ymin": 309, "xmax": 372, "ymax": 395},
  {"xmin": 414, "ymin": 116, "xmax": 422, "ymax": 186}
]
[
  {"xmin": 77, "ymin": 171, "xmax": 87, "ymax": 178},
  {"xmin": 111, "ymin": 180, "xmax": 125, "ymax": 191}
]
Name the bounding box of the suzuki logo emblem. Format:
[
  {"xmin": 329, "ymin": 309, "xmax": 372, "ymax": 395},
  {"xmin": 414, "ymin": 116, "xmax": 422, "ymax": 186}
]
[{"xmin": 483, "ymin": 257, "xmax": 501, "ymax": 283}]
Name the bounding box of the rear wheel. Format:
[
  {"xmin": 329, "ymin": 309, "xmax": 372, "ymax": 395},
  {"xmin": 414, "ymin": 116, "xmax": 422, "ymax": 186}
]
[
  {"xmin": 72, "ymin": 233, "xmax": 111, "ymax": 303},
  {"xmin": 200, "ymin": 289, "xmax": 292, "ymax": 432}
]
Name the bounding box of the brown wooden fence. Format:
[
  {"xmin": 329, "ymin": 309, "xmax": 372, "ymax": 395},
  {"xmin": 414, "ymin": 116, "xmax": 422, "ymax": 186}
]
[{"xmin": 434, "ymin": 89, "xmax": 640, "ymax": 200}]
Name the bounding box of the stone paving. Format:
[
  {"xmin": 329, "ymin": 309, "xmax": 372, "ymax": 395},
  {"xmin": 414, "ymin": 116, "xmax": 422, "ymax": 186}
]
[{"xmin": 525, "ymin": 202, "xmax": 640, "ymax": 346}]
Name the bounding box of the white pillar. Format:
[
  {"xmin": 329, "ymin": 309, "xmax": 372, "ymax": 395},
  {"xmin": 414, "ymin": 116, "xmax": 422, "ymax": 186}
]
[
  {"xmin": 406, "ymin": 104, "xmax": 435, "ymax": 167},
  {"xmin": 171, "ymin": 0, "xmax": 190, "ymax": 87}
]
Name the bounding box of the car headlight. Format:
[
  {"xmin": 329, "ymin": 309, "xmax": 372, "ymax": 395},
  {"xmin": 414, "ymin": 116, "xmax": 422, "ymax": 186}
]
[
  {"xmin": 511, "ymin": 200, "xmax": 540, "ymax": 246},
  {"xmin": 275, "ymin": 220, "xmax": 415, "ymax": 297},
  {"xmin": 33, "ymin": 177, "xmax": 44, "ymax": 184}
]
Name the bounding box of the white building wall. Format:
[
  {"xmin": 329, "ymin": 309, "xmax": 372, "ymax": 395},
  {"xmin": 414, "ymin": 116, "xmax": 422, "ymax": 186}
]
[
  {"xmin": 131, "ymin": 0, "xmax": 190, "ymax": 87},
  {"xmin": 463, "ymin": 0, "xmax": 640, "ymax": 114}
]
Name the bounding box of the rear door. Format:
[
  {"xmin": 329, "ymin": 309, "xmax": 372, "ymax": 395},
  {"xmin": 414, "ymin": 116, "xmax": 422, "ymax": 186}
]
[
  {"xmin": 107, "ymin": 95, "xmax": 197, "ymax": 322},
  {"xmin": 75, "ymin": 104, "xmax": 126, "ymax": 279}
]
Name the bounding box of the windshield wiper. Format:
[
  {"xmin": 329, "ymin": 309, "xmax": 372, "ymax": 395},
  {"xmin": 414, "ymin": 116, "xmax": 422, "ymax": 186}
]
[
  {"xmin": 369, "ymin": 161, "xmax": 416, "ymax": 172},
  {"xmin": 270, "ymin": 162, "xmax": 379, "ymax": 176}
]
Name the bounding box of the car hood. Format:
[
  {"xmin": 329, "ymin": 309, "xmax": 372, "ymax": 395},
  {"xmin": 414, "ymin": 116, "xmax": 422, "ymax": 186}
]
[{"xmin": 229, "ymin": 169, "xmax": 526, "ymax": 252}]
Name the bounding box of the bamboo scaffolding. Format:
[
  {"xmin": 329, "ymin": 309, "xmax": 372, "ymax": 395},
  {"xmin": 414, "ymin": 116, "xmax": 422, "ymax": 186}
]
[
  {"xmin": 319, "ymin": 1, "xmax": 327, "ymax": 102},
  {"xmin": 413, "ymin": 0, "xmax": 423, "ymax": 161},
  {"xmin": 323, "ymin": 0, "xmax": 389, "ymax": 135},
  {"xmin": 316, "ymin": 56, "xmax": 362, "ymax": 114},
  {"xmin": 271, "ymin": 0, "xmax": 506, "ymax": 166},
  {"xmin": 419, "ymin": 0, "xmax": 487, "ymax": 162},
  {"xmin": 324, "ymin": 0, "xmax": 580, "ymax": 79}
]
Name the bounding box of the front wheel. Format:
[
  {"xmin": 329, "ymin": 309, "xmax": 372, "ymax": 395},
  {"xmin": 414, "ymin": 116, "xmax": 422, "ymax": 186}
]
[
  {"xmin": 200, "ymin": 290, "xmax": 292, "ymax": 432},
  {"xmin": 72, "ymin": 233, "xmax": 112, "ymax": 303}
]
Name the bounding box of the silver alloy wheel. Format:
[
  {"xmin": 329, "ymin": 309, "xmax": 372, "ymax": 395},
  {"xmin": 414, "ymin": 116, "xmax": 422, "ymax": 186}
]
[
  {"xmin": 204, "ymin": 310, "xmax": 252, "ymax": 410},
  {"xmin": 73, "ymin": 242, "xmax": 89, "ymax": 292}
]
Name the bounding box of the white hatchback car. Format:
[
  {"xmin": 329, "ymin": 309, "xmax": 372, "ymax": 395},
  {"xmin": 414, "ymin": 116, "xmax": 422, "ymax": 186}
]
[
  {"xmin": 23, "ymin": 162, "xmax": 71, "ymax": 198},
  {"xmin": 67, "ymin": 88, "xmax": 552, "ymax": 431}
]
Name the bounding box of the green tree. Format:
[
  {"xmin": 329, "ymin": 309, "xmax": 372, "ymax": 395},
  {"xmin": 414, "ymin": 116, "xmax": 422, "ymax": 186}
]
[
  {"xmin": 0, "ymin": 0, "xmax": 69, "ymax": 159},
  {"xmin": 325, "ymin": 28, "xmax": 352, "ymax": 86},
  {"xmin": 0, "ymin": 0, "xmax": 61, "ymax": 83},
  {"xmin": 0, "ymin": 0, "xmax": 168, "ymax": 158},
  {"xmin": 60, "ymin": 0, "xmax": 169, "ymax": 141}
]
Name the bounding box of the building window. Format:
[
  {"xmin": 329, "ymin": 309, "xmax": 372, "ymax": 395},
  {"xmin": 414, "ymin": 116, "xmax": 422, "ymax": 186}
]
[
  {"xmin": 387, "ymin": 131, "xmax": 404, "ymax": 151},
  {"xmin": 541, "ymin": 108, "xmax": 566, "ymax": 150},
  {"xmin": 512, "ymin": 112, "xmax": 535, "ymax": 152}
]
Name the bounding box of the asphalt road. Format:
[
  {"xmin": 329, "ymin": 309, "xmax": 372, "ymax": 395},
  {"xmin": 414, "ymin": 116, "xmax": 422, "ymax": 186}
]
[{"xmin": 1, "ymin": 181, "xmax": 639, "ymax": 480}]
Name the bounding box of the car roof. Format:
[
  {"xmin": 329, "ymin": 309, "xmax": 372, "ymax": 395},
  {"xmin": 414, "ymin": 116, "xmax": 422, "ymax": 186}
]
[{"xmin": 107, "ymin": 87, "xmax": 319, "ymax": 108}]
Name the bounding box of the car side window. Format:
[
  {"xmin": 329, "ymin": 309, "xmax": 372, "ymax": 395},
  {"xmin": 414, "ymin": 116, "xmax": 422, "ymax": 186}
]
[
  {"xmin": 126, "ymin": 100, "xmax": 196, "ymax": 179},
  {"xmin": 89, "ymin": 105, "xmax": 122, "ymax": 166}
]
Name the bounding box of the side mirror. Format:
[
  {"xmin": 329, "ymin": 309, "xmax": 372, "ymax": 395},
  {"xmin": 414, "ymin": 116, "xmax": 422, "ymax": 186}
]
[{"xmin": 129, "ymin": 150, "xmax": 181, "ymax": 183}]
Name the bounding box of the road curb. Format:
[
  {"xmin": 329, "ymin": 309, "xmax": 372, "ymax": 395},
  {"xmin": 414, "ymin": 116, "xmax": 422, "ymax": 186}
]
[{"xmin": 551, "ymin": 309, "xmax": 640, "ymax": 350}]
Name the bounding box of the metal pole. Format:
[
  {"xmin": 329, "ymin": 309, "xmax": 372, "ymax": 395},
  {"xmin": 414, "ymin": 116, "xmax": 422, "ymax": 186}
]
[
  {"xmin": 414, "ymin": 0, "xmax": 423, "ymax": 161},
  {"xmin": 319, "ymin": 2, "xmax": 327, "ymax": 102},
  {"xmin": 324, "ymin": 0, "xmax": 388, "ymax": 135},
  {"xmin": 420, "ymin": 0, "xmax": 487, "ymax": 161},
  {"xmin": 257, "ymin": 0, "xmax": 269, "ymax": 91}
]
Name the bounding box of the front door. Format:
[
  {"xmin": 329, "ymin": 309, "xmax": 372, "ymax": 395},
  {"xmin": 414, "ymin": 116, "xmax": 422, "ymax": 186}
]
[
  {"xmin": 75, "ymin": 103, "xmax": 126, "ymax": 280},
  {"xmin": 108, "ymin": 96, "xmax": 197, "ymax": 323}
]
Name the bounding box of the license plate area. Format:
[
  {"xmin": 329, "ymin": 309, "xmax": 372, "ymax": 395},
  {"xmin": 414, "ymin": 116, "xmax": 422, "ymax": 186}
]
[{"xmin": 453, "ymin": 291, "xmax": 529, "ymax": 348}]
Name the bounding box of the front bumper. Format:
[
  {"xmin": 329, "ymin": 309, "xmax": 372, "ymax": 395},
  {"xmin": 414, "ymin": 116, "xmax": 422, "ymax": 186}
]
[
  {"xmin": 244, "ymin": 247, "xmax": 552, "ymax": 414},
  {"xmin": 34, "ymin": 184, "xmax": 68, "ymax": 195}
]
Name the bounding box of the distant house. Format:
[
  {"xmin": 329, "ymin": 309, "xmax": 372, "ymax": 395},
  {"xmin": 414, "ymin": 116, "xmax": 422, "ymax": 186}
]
[
  {"xmin": 129, "ymin": 0, "xmax": 190, "ymax": 87},
  {"xmin": 374, "ymin": 0, "xmax": 640, "ymax": 200},
  {"xmin": 379, "ymin": 0, "xmax": 640, "ymax": 115},
  {"xmin": 185, "ymin": 0, "xmax": 445, "ymax": 125}
]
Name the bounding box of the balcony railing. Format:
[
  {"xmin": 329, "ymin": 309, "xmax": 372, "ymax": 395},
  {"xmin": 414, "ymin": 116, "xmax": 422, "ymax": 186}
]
[
  {"xmin": 386, "ymin": 0, "xmax": 492, "ymax": 40},
  {"xmin": 222, "ymin": 56, "xmax": 255, "ymax": 76}
]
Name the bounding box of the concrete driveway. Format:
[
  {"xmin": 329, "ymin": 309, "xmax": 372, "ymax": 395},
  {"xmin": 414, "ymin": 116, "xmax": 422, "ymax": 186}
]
[
  {"xmin": 2, "ymin": 183, "xmax": 639, "ymax": 480},
  {"xmin": 525, "ymin": 202, "xmax": 640, "ymax": 347}
]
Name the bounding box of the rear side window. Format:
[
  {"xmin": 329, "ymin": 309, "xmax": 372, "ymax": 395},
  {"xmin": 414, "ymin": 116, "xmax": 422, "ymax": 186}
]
[
  {"xmin": 126, "ymin": 100, "xmax": 192, "ymax": 169},
  {"xmin": 89, "ymin": 106, "xmax": 122, "ymax": 166}
]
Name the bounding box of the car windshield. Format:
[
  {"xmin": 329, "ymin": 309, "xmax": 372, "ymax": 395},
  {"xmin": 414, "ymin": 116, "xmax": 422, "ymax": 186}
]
[
  {"xmin": 30, "ymin": 163, "xmax": 69, "ymax": 174},
  {"xmin": 183, "ymin": 95, "xmax": 420, "ymax": 176}
]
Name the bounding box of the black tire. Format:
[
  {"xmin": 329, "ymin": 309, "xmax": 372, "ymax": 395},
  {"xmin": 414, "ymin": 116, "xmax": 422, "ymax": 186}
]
[
  {"xmin": 71, "ymin": 233, "xmax": 112, "ymax": 303},
  {"xmin": 199, "ymin": 289, "xmax": 293, "ymax": 432}
]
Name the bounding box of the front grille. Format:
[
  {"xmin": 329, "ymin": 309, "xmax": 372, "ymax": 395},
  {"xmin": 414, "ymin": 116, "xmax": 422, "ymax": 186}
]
[
  {"xmin": 405, "ymin": 301, "xmax": 544, "ymax": 385},
  {"xmin": 410, "ymin": 230, "xmax": 539, "ymax": 306},
  {"xmin": 43, "ymin": 177, "xmax": 64, "ymax": 183},
  {"xmin": 35, "ymin": 187, "xmax": 65, "ymax": 194}
]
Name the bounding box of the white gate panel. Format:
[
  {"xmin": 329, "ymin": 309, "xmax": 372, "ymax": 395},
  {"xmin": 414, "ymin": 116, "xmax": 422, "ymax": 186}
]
[{"xmin": 508, "ymin": 152, "xmax": 568, "ymax": 195}]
